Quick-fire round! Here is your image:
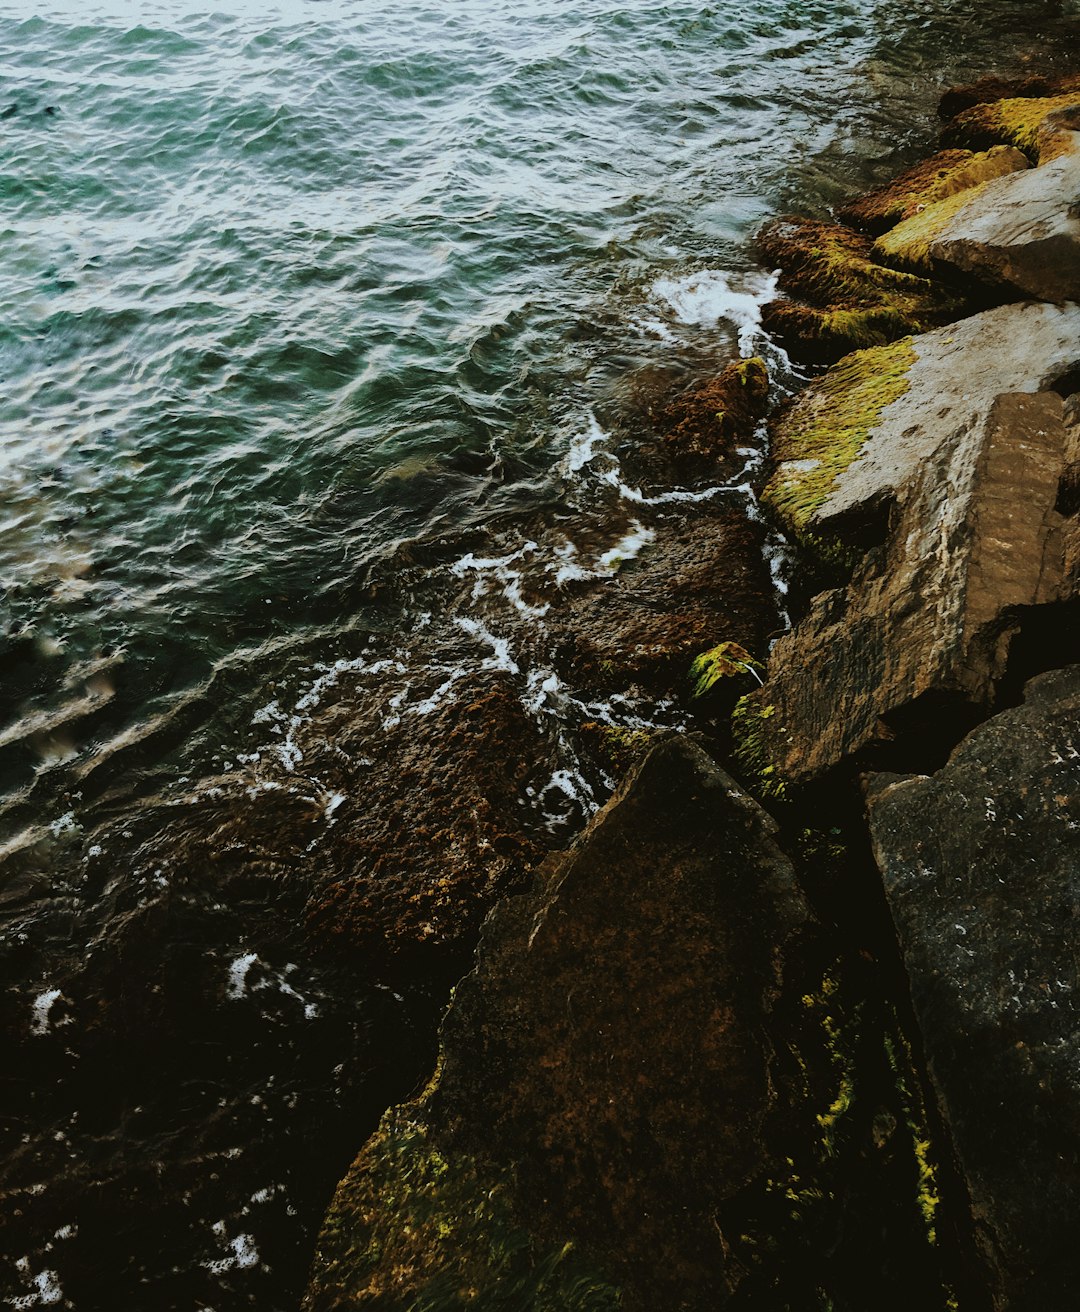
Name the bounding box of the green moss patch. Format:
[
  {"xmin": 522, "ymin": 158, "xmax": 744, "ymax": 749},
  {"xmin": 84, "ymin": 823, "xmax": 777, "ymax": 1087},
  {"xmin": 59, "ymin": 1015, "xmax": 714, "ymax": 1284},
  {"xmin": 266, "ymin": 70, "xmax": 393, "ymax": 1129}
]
[
  {"xmin": 688, "ymin": 640, "xmax": 764, "ymax": 700},
  {"xmin": 761, "ymin": 336, "xmax": 917, "ymax": 537},
  {"xmin": 731, "ymin": 695, "xmax": 790, "ymax": 801},
  {"xmin": 872, "ymin": 182, "xmax": 997, "ymax": 272},
  {"xmin": 310, "ymin": 1110, "xmax": 621, "ymax": 1312}
]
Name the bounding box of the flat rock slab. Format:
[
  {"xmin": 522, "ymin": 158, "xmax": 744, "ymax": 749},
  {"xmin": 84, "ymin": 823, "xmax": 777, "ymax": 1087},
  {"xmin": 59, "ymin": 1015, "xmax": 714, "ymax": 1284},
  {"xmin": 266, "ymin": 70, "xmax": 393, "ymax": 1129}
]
[
  {"xmin": 819, "ymin": 300, "xmax": 1080, "ymax": 535},
  {"xmin": 764, "ymin": 301, "xmax": 1080, "ymax": 543},
  {"xmin": 867, "ymin": 666, "xmax": 1080, "ymax": 1312},
  {"xmin": 748, "ymin": 390, "xmax": 1074, "ymax": 785},
  {"xmin": 926, "ymin": 122, "xmax": 1080, "ymax": 300}
]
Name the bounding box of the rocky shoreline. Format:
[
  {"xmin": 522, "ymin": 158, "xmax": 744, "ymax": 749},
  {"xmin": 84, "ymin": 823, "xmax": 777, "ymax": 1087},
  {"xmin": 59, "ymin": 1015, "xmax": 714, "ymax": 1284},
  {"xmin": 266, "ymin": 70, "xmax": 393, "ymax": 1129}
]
[{"xmin": 304, "ymin": 72, "xmax": 1080, "ymax": 1311}]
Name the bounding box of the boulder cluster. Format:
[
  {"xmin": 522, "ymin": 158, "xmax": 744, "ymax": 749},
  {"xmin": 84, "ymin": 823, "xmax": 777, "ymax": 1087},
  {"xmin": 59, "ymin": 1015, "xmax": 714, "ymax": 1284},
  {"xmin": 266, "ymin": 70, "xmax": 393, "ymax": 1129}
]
[{"xmin": 305, "ymin": 73, "xmax": 1080, "ymax": 1312}]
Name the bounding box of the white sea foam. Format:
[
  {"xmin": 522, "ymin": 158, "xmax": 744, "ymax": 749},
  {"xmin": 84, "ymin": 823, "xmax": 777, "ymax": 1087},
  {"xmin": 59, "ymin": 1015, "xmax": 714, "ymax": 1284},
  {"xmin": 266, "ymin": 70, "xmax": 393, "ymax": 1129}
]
[
  {"xmin": 561, "ymin": 413, "xmax": 607, "ymax": 476},
  {"xmin": 30, "ymin": 989, "xmax": 62, "ymax": 1036},
  {"xmin": 450, "ymin": 543, "xmax": 549, "ymax": 618},
  {"xmin": 226, "ymin": 953, "xmax": 259, "ymax": 1000},
  {"xmin": 201, "ymin": 1224, "xmax": 260, "ymax": 1275},
  {"xmin": 596, "ymin": 521, "xmax": 654, "ymax": 571},
  {"xmin": 9, "ymin": 1265, "xmax": 62, "ymax": 1309},
  {"xmin": 650, "ymin": 268, "xmax": 778, "ymax": 356},
  {"xmin": 454, "ymin": 616, "xmax": 519, "ymax": 674}
]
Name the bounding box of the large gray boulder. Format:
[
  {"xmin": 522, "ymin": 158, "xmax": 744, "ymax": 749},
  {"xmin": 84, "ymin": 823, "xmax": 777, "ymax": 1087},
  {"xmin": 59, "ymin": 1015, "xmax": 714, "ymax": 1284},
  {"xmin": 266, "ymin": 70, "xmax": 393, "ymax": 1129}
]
[
  {"xmin": 762, "ymin": 300, "xmax": 1080, "ymax": 544},
  {"xmin": 866, "ymin": 666, "xmax": 1080, "ymax": 1312}
]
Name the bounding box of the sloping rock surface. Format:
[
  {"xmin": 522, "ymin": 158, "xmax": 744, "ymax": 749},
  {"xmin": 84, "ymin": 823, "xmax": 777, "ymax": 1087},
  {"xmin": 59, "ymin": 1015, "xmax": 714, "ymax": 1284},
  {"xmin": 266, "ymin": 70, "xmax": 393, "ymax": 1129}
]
[
  {"xmin": 305, "ymin": 736, "xmax": 824, "ymax": 1311},
  {"xmin": 764, "ymin": 300, "xmax": 1080, "ymax": 542},
  {"xmin": 750, "ymin": 389, "xmax": 1076, "ymax": 785},
  {"xmin": 867, "ymin": 666, "xmax": 1080, "ymax": 1312}
]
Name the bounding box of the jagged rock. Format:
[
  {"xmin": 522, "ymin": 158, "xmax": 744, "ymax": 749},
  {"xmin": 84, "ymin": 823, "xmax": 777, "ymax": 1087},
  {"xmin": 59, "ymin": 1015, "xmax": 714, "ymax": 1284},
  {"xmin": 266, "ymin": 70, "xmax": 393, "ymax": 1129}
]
[
  {"xmin": 745, "ymin": 389, "xmax": 1077, "ymax": 788},
  {"xmin": 304, "ymin": 736, "xmax": 825, "ymax": 1311},
  {"xmin": 838, "ymin": 145, "xmax": 1029, "ymax": 236},
  {"xmin": 876, "ymin": 115, "xmax": 1080, "ymax": 300},
  {"xmin": 866, "ymin": 665, "xmax": 1080, "ymax": 1312},
  {"xmin": 762, "ymin": 300, "xmax": 1080, "ymax": 546}
]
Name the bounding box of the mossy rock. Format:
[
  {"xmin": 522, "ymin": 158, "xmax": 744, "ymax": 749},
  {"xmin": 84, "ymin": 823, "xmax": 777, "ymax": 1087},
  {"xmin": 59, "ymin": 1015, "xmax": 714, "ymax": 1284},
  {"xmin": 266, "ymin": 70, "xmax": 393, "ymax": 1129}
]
[
  {"xmin": 760, "ymin": 336, "xmax": 917, "ymax": 543},
  {"xmin": 308, "ymin": 1109, "xmax": 621, "ymax": 1311},
  {"xmin": 940, "ymin": 89, "xmax": 1080, "ymax": 161},
  {"xmin": 688, "ymin": 640, "xmax": 764, "ymax": 700},
  {"xmin": 938, "ymin": 71, "xmax": 1080, "ymax": 120},
  {"xmin": 579, "ymin": 721, "xmax": 656, "ymax": 777},
  {"xmin": 757, "ymin": 218, "xmax": 965, "ymax": 361},
  {"xmin": 661, "ymin": 355, "xmax": 770, "ymax": 463},
  {"xmin": 838, "ymin": 145, "xmax": 1029, "ymax": 236}
]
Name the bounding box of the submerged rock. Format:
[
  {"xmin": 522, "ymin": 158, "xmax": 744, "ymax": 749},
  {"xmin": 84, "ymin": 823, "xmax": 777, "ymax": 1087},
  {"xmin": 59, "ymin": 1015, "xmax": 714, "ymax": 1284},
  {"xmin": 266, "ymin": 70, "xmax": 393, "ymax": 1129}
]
[
  {"xmin": 867, "ymin": 666, "xmax": 1080, "ymax": 1312},
  {"xmin": 305, "ymin": 736, "xmax": 824, "ymax": 1310},
  {"xmin": 761, "ymin": 300, "xmax": 1080, "ymax": 548},
  {"xmin": 746, "ymin": 387, "xmax": 1077, "ymax": 788},
  {"xmin": 548, "ymin": 507, "xmax": 777, "ymax": 699}
]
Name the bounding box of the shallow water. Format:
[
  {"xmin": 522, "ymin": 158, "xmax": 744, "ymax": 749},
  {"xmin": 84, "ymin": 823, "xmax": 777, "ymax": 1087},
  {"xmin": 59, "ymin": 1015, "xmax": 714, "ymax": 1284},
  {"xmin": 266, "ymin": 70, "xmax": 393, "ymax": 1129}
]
[{"xmin": 1, "ymin": 0, "xmax": 1077, "ymax": 1307}]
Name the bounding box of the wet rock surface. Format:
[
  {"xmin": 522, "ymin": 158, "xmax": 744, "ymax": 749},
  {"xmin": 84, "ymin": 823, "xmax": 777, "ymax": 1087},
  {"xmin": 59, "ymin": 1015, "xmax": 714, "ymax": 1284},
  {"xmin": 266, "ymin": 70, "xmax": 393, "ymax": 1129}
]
[
  {"xmin": 548, "ymin": 507, "xmax": 778, "ymax": 700},
  {"xmin": 305, "ymin": 735, "xmax": 824, "ymax": 1309},
  {"xmin": 867, "ymin": 666, "xmax": 1080, "ymax": 1312}
]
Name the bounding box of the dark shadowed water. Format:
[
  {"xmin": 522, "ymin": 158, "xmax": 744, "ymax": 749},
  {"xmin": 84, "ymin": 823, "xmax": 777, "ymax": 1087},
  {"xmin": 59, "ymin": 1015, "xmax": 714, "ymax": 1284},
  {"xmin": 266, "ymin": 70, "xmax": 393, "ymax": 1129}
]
[{"xmin": 1, "ymin": 0, "xmax": 1077, "ymax": 1307}]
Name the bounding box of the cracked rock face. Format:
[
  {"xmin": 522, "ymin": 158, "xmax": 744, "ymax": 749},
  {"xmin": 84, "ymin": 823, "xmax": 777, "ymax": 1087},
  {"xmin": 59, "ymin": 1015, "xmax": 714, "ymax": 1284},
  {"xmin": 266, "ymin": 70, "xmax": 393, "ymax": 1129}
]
[
  {"xmin": 866, "ymin": 666, "xmax": 1080, "ymax": 1312},
  {"xmin": 816, "ymin": 300, "xmax": 1080, "ymax": 537},
  {"xmin": 749, "ymin": 386, "xmax": 1078, "ymax": 785}
]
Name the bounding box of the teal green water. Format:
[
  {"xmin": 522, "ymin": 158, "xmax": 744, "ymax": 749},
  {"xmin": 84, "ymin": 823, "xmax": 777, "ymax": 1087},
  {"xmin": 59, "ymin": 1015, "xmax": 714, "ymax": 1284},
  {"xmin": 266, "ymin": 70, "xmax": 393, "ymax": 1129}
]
[
  {"xmin": 1, "ymin": 2, "xmax": 1076, "ymax": 1308},
  {"xmin": 4, "ymin": 0, "xmax": 1071, "ymax": 811}
]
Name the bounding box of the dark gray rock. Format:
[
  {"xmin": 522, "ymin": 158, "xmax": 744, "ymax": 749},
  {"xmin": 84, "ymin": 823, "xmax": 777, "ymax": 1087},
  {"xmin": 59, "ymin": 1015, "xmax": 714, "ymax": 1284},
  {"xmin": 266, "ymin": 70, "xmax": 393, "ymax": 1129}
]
[{"xmin": 867, "ymin": 666, "xmax": 1080, "ymax": 1311}]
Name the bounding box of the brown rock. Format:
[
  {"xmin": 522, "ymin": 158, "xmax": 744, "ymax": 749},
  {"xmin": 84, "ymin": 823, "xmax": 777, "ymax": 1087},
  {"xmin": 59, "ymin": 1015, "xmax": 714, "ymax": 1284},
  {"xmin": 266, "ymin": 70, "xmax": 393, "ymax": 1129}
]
[
  {"xmin": 938, "ymin": 71, "xmax": 1080, "ymax": 121},
  {"xmin": 746, "ymin": 390, "xmax": 1075, "ymax": 787},
  {"xmin": 548, "ymin": 507, "xmax": 777, "ymax": 697},
  {"xmin": 757, "ymin": 216, "xmax": 967, "ymax": 362},
  {"xmin": 305, "ymin": 735, "xmax": 823, "ymax": 1311}
]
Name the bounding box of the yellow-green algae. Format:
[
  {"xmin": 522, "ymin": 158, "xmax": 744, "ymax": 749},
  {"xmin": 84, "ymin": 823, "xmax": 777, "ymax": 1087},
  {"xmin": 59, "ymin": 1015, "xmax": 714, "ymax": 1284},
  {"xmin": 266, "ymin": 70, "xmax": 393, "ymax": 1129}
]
[
  {"xmin": 581, "ymin": 722, "xmax": 655, "ymax": 777},
  {"xmin": 688, "ymin": 640, "xmax": 763, "ymax": 699},
  {"xmin": 312, "ymin": 1108, "xmax": 621, "ymax": 1311},
  {"xmin": 762, "ymin": 335, "xmax": 917, "ymax": 538},
  {"xmin": 872, "ymin": 181, "xmax": 998, "ymax": 272},
  {"xmin": 839, "ymin": 145, "xmax": 1028, "ymax": 234},
  {"xmin": 731, "ymin": 695, "xmax": 790, "ymax": 801},
  {"xmin": 942, "ymin": 90, "xmax": 1080, "ymax": 161},
  {"xmin": 758, "ymin": 218, "xmax": 965, "ymax": 356}
]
